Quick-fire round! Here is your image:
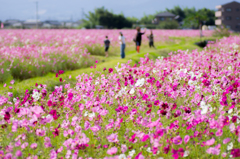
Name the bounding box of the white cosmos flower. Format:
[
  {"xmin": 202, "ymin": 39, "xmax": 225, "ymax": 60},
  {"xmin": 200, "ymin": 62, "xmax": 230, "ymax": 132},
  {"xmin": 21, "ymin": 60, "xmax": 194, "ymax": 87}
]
[
  {"xmin": 188, "ymin": 80, "xmax": 197, "ymax": 86},
  {"xmin": 130, "ymin": 88, "xmax": 135, "ymax": 94},
  {"xmin": 118, "ymin": 154, "xmax": 127, "ymax": 159},
  {"xmin": 129, "ymin": 150, "xmax": 135, "ymax": 157},
  {"xmin": 13, "ymin": 98, "xmax": 17, "ymax": 103},
  {"xmin": 135, "ymin": 78, "xmax": 145, "ymax": 87},
  {"xmin": 32, "ymin": 91, "xmax": 40, "ymax": 101},
  {"xmin": 227, "ymin": 142, "xmax": 233, "ymax": 150},
  {"xmin": 88, "ymin": 112, "xmax": 95, "ymax": 118},
  {"xmin": 232, "ymin": 43, "xmax": 239, "ymax": 50},
  {"xmin": 200, "ymin": 101, "xmax": 212, "ymax": 115},
  {"xmin": 188, "ymin": 71, "xmax": 195, "ymax": 79},
  {"xmin": 152, "ymin": 68, "xmax": 157, "ymax": 74},
  {"xmin": 84, "ymin": 111, "xmax": 88, "ymax": 117},
  {"xmin": 142, "ymin": 88, "xmax": 146, "ymax": 93},
  {"xmin": 183, "ymin": 150, "xmax": 189, "ymax": 157},
  {"xmin": 146, "ymin": 147, "xmax": 151, "ymax": 153},
  {"xmin": 10, "ymin": 118, "xmax": 15, "ymax": 122}
]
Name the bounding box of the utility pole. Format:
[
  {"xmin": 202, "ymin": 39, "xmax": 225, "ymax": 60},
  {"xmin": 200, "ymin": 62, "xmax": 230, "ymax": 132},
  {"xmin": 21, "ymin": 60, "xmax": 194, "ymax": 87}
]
[
  {"xmin": 82, "ymin": 8, "xmax": 84, "ymax": 20},
  {"xmin": 36, "ymin": 1, "xmax": 38, "ymax": 29}
]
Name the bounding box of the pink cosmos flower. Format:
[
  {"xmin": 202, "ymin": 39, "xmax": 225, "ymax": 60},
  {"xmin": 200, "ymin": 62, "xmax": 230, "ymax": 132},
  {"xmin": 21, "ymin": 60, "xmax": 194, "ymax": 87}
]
[
  {"xmin": 5, "ymin": 153, "xmax": 12, "ymax": 158},
  {"xmin": 184, "ymin": 135, "xmax": 190, "ymax": 144},
  {"xmin": 107, "ymin": 133, "xmax": 118, "ymax": 143},
  {"xmin": 15, "ymin": 150, "xmax": 22, "ymax": 157},
  {"xmin": 30, "ymin": 143, "xmax": 37, "ymax": 149},
  {"xmin": 84, "ymin": 121, "xmax": 91, "ymax": 130},
  {"xmin": 205, "ymin": 138, "xmax": 215, "ymax": 146},
  {"xmin": 223, "ymin": 138, "xmax": 231, "ymax": 144},
  {"xmin": 8, "ymin": 92, "xmax": 13, "ymax": 97},
  {"xmin": 173, "ymin": 136, "xmax": 182, "ymax": 145},
  {"xmin": 21, "ymin": 142, "xmax": 29, "ymax": 149},
  {"xmin": 215, "ymin": 129, "xmax": 223, "ymax": 136},
  {"xmin": 107, "ymin": 147, "xmax": 118, "ymax": 155},
  {"xmin": 15, "ymin": 140, "xmax": 21, "ymax": 147},
  {"xmin": 222, "ymin": 152, "xmax": 227, "ymax": 157},
  {"xmin": 0, "ymin": 150, "xmax": 4, "ymax": 157},
  {"xmin": 10, "ymin": 80, "xmax": 14, "ymax": 85},
  {"xmin": 44, "ymin": 137, "xmax": 52, "ymax": 148},
  {"xmin": 36, "ymin": 129, "xmax": 46, "ymax": 136},
  {"xmin": 206, "ymin": 147, "xmax": 220, "ymax": 155},
  {"xmin": 50, "ymin": 149, "xmax": 57, "ymax": 159},
  {"xmin": 90, "ymin": 125, "xmax": 101, "ymax": 132},
  {"xmin": 121, "ymin": 144, "xmax": 127, "ymax": 153}
]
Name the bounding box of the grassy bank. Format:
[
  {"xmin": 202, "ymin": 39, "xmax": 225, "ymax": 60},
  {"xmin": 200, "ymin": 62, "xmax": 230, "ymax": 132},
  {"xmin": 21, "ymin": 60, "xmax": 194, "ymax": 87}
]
[{"xmin": 0, "ymin": 36, "xmax": 216, "ymax": 97}]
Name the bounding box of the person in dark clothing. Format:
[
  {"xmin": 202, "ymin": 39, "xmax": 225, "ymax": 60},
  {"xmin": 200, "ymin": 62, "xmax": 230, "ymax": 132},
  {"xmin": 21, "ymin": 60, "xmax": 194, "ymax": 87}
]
[
  {"xmin": 147, "ymin": 30, "xmax": 156, "ymax": 49},
  {"xmin": 135, "ymin": 27, "xmax": 146, "ymax": 53},
  {"xmin": 104, "ymin": 36, "xmax": 110, "ymax": 57}
]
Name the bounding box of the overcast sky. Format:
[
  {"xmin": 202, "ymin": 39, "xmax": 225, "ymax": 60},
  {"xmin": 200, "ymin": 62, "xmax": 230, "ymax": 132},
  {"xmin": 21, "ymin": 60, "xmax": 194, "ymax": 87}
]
[{"xmin": 0, "ymin": 0, "xmax": 238, "ymax": 21}]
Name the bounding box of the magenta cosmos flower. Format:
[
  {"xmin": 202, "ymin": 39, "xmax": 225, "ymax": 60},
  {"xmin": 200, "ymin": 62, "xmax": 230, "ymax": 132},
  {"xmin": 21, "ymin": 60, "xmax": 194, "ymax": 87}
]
[
  {"xmin": 173, "ymin": 136, "xmax": 182, "ymax": 145},
  {"xmin": 108, "ymin": 68, "xmax": 113, "ymax": 73}
]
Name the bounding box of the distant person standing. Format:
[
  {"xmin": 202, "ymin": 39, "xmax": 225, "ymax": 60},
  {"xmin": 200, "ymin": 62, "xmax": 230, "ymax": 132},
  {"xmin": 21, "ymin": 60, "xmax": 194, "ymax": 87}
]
[
  {"xmin": 147, "ymin": 30, "xmax": 156, "ymax": 49},
  {"xmin": 119, "ymin": 32, "xmax": 126, "ymax": 59},
  {"xmin": 134, "ymin": 27, "xmax": 146, "ymax": 53},
  {"xmin": 104, "ymin": 36, "xmax": 110, "ymax": 57}
]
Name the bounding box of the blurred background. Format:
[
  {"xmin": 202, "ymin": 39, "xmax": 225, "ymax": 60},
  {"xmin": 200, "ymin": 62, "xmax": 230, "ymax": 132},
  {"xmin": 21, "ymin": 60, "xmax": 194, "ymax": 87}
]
[{"xmin": 0, "ymin": 0, "xmax": 239, "ymax": 31}]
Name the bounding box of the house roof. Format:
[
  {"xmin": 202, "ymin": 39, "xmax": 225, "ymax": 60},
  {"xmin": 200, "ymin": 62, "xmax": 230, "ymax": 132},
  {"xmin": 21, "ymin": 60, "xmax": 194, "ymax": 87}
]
[
  {"xmin": 44, "ymin": 20, "xmax": 61, "ymax": 25},
  {"xmin": 4, "ymin": 19, "xmax": 22, "ymax": 24},
  {"xmin": 156, "ymin": 12, "xmax": 176, "ymax": 17},
  {"xmin": 221, "ymin": 1, "xmax": 240, "ymax": 7},
  {"xmin": 23, "ymin": 20, "xmax": 42, "ymax": 24}
]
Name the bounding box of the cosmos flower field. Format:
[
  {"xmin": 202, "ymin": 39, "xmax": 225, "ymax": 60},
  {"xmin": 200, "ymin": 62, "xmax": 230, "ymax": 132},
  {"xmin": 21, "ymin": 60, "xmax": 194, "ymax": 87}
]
[
  {"xmin": 0, "ymin": 29, "xmax": 213, "ymax": 83},
  {"xmin": 1, "ymin": 30, "xmax": 240, "ymax": 158}
]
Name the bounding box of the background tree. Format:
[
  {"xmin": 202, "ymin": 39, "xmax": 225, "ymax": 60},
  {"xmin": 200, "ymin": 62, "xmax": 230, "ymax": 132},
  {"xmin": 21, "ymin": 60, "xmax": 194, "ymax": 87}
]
[
  {"xmin": 166, "ymin": 6, "xmax": 185, "ymax": 22},
  {"xmin": 157, "ymin": 20, "xmax": 179, "ymax": 29},
  {"xmin": 183, "ymin": 9, "xmax": 208, "ymax": 29},
  {"xmin": 82, "ymin": 7, "xmax": 132, "ymax": 29},
  {"xmin": 139, "ymin": 13, "xmax": 156, "ymax": 24}
]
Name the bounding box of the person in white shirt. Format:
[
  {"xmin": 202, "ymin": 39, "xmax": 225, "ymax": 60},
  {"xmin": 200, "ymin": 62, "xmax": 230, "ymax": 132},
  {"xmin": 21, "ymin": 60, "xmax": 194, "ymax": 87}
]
[{"xmin": 119, "ymin": 32, "xmax": 125, "ymax": 59}]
